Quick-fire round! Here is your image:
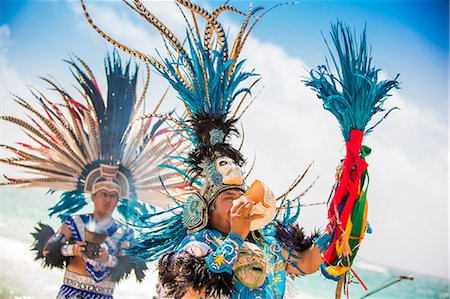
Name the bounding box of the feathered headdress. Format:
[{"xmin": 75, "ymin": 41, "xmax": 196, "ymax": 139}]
[
  {"xmin": 1, "ymin": 51, "xmax": 188, "ymax": 220},
  {"xmin": 80, "ymin": 0, "xmax": 267, "ymax": 180},
  {"xmin": 80, "ymin": 0, "xmax": 286, "ymax": 260},
  {"xmin": 305, "ymin": 21, "xmax": 399, "ymax": 291},
  {"xmin": 82, "ymin": 0, "xmax": 316, "ymax": 262}
]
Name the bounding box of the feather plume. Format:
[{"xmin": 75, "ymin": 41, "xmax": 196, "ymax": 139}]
[
  {"xmin": 305, "ymin": 22, "xmax": 399, "ymax": 285},
  {"xmin": 1, "ymin": 51, "xmax": 189, "ymax": 220},
  {"xmin": 305, "ymin": 21, "xmax": 399, "ymax": 141}
]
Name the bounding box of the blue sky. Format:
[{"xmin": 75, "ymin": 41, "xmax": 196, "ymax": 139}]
[
  {"xmin": 2, "ymin": 0, "xmax": 448, "ymax": 117},
  {"xmin": 0, "ymin": 0, "xmax": 448, "ymax": 285}
]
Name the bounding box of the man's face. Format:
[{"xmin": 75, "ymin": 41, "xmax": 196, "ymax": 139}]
[
  {"xmin": 209, "ymin": 189, "xmax": 244, "ymax": 233},
  {"xmin": 92, "ymin": 190, "xmax": 119, "ymax": 218}
]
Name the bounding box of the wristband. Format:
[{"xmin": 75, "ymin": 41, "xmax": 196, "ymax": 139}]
[
  {"xmin": 60, "ymin": 244, "xmax": 74, "ymax": 257},
  {"xmin": 227, "ymin": 232, "xmax": 244, "ymax": 247},
  {"xmin": 314, "ymin": 233, "xmax": 331, "ymax": 253},
  {"xmin": 104, "ymin": 254, "xmax": 118, "ymax": 268}
]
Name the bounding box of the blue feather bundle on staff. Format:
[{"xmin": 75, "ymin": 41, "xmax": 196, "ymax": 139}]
[
  {"xmin": 306, "ymin": 21, "xmax": 399, "ymax": 141},
  {"xmin": 305, "ymin": 21, "xmax": 400, "ymax": 293}
]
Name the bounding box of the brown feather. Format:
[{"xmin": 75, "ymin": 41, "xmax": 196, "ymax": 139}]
[
  {"xmin": 0, "ymin": 116, "xmax": 83, "ymax": 170},
  {"xmin": 13, "ymin": 94, "xmax": 85, "ymax": 165},
  {"xmin": 0, "ymin": 144, "xmax": 79, "ymax": 174},
  {"xmin": 131, "ymin": 62, "xmax": 151, "ymax": 120},
  {"xmin": 131, "ymin": 0, "xmax": 186, "ymax": 56},
  {"xmin": 275, "ymin": 161, "xmax": 315, "ymax": 201},
  {"xmin": 81, "ymin": 0, "xmax": 151, "ymax": 63},
  {"xmin": 176, "ymin": 0, "xmax": 227, "ymax": 57}
]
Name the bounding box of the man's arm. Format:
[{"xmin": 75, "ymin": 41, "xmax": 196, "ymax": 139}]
[
  {"xmin": 32, "ymin": 220, "xmax": 84, "ymax": 268},
  {"xmin": 274, "ymin": 220, "xmax": 326, "ymax": 275},
  {"xmin": 47, "ymin": 220, "xmax": 86, "ymax": 257},
  {"xmin": 282, "ymin": 244, "xmax": 323, "ymax": 275},
  {"xmin": 158, "ymin": 197, "xmax": 263, "ymax": 298}
]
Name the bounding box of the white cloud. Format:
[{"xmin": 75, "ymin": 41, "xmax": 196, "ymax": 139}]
[
  {"xmin": 238, "ymin": 34, "xmax": 448, "ymax": 278},
  {"xmin": 1, "ymin": 25, "xmax": 25, "ymax": 116},
  {"xmin": 0, "ymin": 25, "xmax": 30, "ymax": 149},
  {"xmin": 0, "ymin": 26, "xmax": 43, "ymax": 181}
]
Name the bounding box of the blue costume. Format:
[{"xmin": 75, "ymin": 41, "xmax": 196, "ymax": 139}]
[
  {"xmin": 176, "ymin": 229, "xmax": 287, "ymax": 299},
  {"xmin": 55, "ymin": 214, "xmax": 134, "ymax": 299},
  {"xmin": 79, "ymin": 1, "xmax": 321, "ymax": 298}
]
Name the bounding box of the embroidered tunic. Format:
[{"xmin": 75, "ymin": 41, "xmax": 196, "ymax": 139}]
[
  {"xmin": 178, "ymin": 229, "xmax": 287, "ymax": 299},
  {"xmin": 57, "ymin": 214, "xmax": 133, "ymax": 299}
]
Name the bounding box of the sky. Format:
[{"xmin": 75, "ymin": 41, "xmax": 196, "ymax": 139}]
[{"xmin": 0, "ymin": 0, "xmax": 448, "ymax": 284}]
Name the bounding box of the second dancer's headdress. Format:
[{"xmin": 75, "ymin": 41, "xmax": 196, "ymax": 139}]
[{"xmin": 1, "ymin": 51, "xmax": 187, "ymax": 220}]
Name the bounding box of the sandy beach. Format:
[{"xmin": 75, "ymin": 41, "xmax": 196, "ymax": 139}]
[{"xmin": 1, "ymin": 237, "xmax": 159, "ymax": 298}]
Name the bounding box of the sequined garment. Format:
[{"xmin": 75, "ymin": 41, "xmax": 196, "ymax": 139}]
[
  {"xmin": 172, "ymin": 229, "xmax": 287, "ymax": 299},
  {"xmin": 60, "ymin": 213, "xmax": 133, "ymax": 297}
]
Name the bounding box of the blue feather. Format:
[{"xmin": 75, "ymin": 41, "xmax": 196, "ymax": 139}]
[
  {"xmin": 48, "ymin": 190, "xmax": 87, "ymax": 221},
  {"xmin": 151, "ymin": 31, "xmax": 256, "ymax": 120},
  {"xmin": 126, "ymin": 210, "xmax": 187, "ymax": 262},
  {"xmin": 276, "ymin": 197, "xmax": 301, "ymax": 226},
  {"xmin": 67, "ymin": 51, "xmax": 139, "ymax": 162},
  {"xmin": 305, "ymin": 21, "xmax": 399, "ymax": 141},
  {"xmin": 117, "ymin": 197, "xmax": 156, "ymax": 223},
  {"xmin": 103, "ymin": 51, "xmax": 139, "ymax": 163}
]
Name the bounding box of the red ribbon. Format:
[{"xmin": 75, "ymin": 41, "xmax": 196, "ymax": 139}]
[{"xmin": 324, "ymin": 129, "xmax": 368, "ymax": 264}]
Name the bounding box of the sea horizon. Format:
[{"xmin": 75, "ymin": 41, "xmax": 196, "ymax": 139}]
[{"xmin": 0, "ymin": 188, "xmax": 448, "ymax": 298}]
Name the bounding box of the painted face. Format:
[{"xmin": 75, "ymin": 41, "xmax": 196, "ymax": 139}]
[
  {"xmin": 92, "ymin": 190, "xmax": 119, "ymax": 218},
  {"xmin": 215, "ymin": 156, "xmax": 243, "ymax": 185},
  {"xmin": 233, "ymin": 242, "xmax": 267, "ymax": 289},
  {"xmin": 209, "ymin": 189, "xmax": 244, "ymax": 233}
]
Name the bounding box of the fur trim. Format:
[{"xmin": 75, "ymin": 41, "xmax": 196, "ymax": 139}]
[
  {"xmin": 31, "ymin": 222, "xmax": 69, "ymax": 269},
  {"xmin": 187, "ymin": 114, "xmax": 245, "ymax": 180},
  {"xmin": 158, "ymin": 250, "xmax": 233, "ymax": 299},
  {"xmin": 110, "ymin": 255, "xmax": 147, "ymax": 283},
  {"xmin": 274, "ymin": 220, "xmax": 320, "ymax": 252}
]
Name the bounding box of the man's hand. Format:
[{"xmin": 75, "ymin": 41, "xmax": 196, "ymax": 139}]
[
  {"xmin": 73, "ymin": 241, "xmax": 86, "ymax": 257},
  {"xmin": 229, "ymin": 196, "xmax": 264, "ymax": 239}
]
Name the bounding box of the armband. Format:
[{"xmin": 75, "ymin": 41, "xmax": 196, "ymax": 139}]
[
  {"xmin": 105, "ymin": 254, "xmax": 118, "ymax": 268},
  {"xmin": 205, "ymin": 232, "xmax": 244, "ymax": 274},
  {"xmin": 61, "ymin": 244, "xmax": 74, "ymax": 257},
  {"xmin": 31, "ymin": 222, "xmax": 69, "ymax": 269}
]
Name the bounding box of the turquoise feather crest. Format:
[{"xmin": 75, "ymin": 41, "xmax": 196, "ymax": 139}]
[
  {"xmin": 153, "ymin": 32, "xmax": 256, "ymax": 119},
  {"xmin": 305, "ymin": 21, "xmax": 400, "ymax": 140}
]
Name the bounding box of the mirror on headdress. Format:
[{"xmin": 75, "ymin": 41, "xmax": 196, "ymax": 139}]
[{"xmin": 214, "ymin": 156, "xmax": 243, "ymax": 186}]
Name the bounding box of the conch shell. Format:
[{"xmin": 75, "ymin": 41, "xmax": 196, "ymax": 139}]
[{"xmin": 245, "ymin": 180, "xmax": 276, "ymax": 231}]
